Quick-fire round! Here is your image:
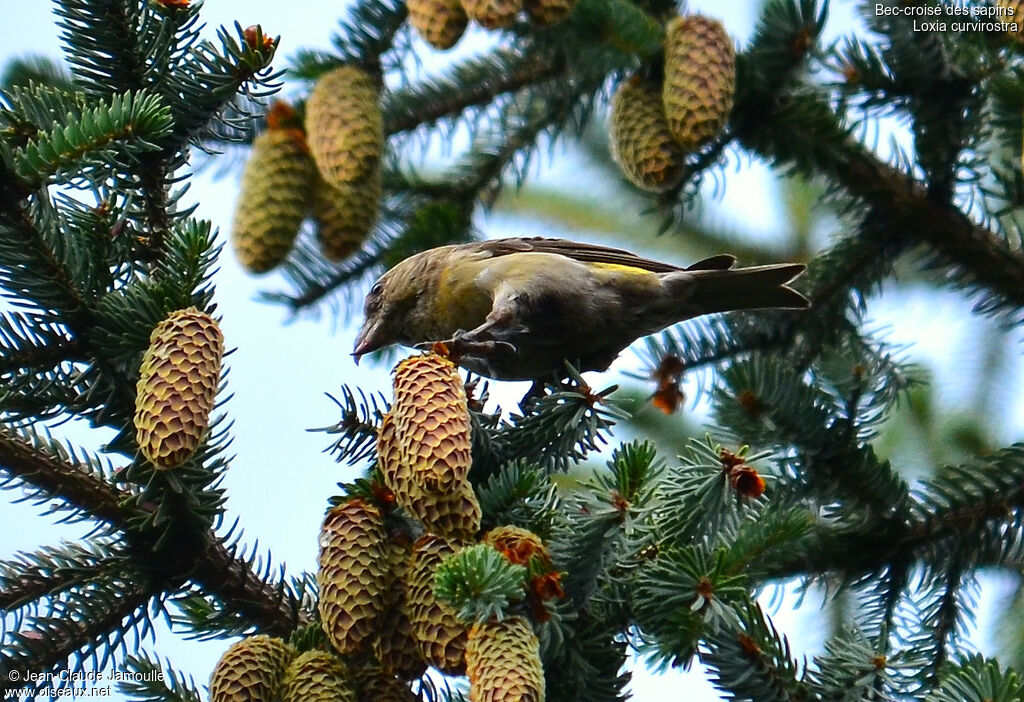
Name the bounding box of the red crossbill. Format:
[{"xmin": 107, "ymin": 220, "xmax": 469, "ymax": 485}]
[{"xmin": 353, "ymin": 237, "xmax": 809, "ymax": 381}]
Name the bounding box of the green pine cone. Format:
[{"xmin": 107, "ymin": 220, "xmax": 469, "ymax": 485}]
[
  {"xmin": 317, "ymin": 498, "xmax": 389, "ymax": 655},
  {"xmin": 231, "ymin": 127, "xmax": 316, "ymax": 273},
  {"xmin": 134, "ymin": 307, "xmax": 224, "ymax": 469},
  {"xmin": 662, "ymin": 14, "xmax": 735, "ymax": 152},
  {"xmin": 306, "ymin": 65, "xmax": 383, "ymax": 186},
  {"xmin": 209, "ymin": 635, "xmax": 295, "ymax": 702},
  {"xmin": 523, "ymin": 0, "xmax": 576, "ymax": 26},
  {"xmin": 467, "ymin": 617, "xmax": 544, "ymax": 702},
  {"xmin": 610, "ymin": 75, "xmax": 685, "ymax": 192},
  {"xmin": 408, "ymin": 0, "xmax": 469, "ymax": 49},
  {"xmin": 406, "ymin": 534, "xmax": 469, "ymax": 675},
  {"xmin": 313, "ymin": 167, "xmax": 381, "ymax": 263},
  {"xmin": 281, "ymin": 650, "xmax": 356, "ymax": 702},
  {"xmin": 461, "ymin": 0, "xmax": 520, "ymax": 30}
]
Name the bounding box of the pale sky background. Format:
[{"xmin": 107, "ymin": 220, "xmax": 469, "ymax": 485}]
[{"xmin": 2, "ymin": 1, "xmax": 1023, "ymax": 700}]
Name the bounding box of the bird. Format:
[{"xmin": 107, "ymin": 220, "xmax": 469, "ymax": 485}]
[{"xmin": 352, "ymin": 237, "xmax": 809, "ymax": 382}]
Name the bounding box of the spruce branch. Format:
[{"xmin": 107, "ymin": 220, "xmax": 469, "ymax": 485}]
[
  {"xmin": 435, "ymin": 544, "xmax": 528, "ymax": 624},
  {"xmin": 0, "ymin": 312, "xmax": 84, "ymax": 378},
  {"xmin": 489, "ymin": 371, "xmax": 626, "ymax": 476},
  {"xmin": 0, "ymin": 197, "xmax": 89, "ymax": 322},
  {"xmin": 1, "ymin": 562, "xmax": 156, "ymax": 692},
  {"xmin": 382, "ymin": 48, "xmax": 567, "ymax": 136},
  {"xmin": 540, "ymin": 604, "xmax": 630, "ymax": 702},
  {"xmin": 0, "ymin": 425, "xmax": 131, "ymax": 527},
  {"xmin": 476, "ymin": 460, "xmax": 559, "ymax": 534},
  {"xmin": 1, "ymin": 56, "xmax": 74, "ymax": 94},
  {"xmin": 923, "ymin": 555, "xmax": 970, "ymax": 687},
  {"xmin": 329, "ymin": 0, "xmax": 407, "ymax": 69},
  {"xmin": 11, "ymin": 89, "xmax": 174, "ymax": 187},
  {"xmin": 764, "ymin": 445, "xmax": 1024, "ymax": 582},
  {"xmin": 118, "ymin": 652, "xmax": 203, "ymax": 702},
  {"xmin": 925, "ymin": 654, "xmax": 1024, "ymax": 702},
  {"xmin": 162, "ymin": 22, "xmax": 281, "ymax": 145},
  {"xmin": 186, "ymin": 539, "xmax": 313, "ymax": 638},
  {"xmin": 563, "ymin": 0, "xmax": 663, "ymax": 59},
  {"xmin": 805, "ymin": 626, "xmax": 891, "ymax": 701},
  {"xmin": 55, "ymin": 0, "xmax": 147, "ymax": 99},
  {"xmin": 319, "ymin": 384, "xmax": 389, "ymax": 467},
  {"xmin": 0, "ymin": 424, "xmax": 307, "ymax": 638},
  {"xmin": 275, "ymin": 76, "xmax": 601, "ymax": 312},
  {"xmin": 0, "ymin": 541, "xmax": 115, "ymax": 619},
  {"xmin": 0, "ymin": 83, "xmax": 90, "ymax": 137},
  {"xmin": 737, "ymin": 88, "xmax": 1024, "ymax": 315},
  {"xmin": 702, "ymin": 601, "xmax": 807, "ymax": 702}
]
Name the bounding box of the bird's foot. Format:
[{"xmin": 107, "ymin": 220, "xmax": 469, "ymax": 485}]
[{"xmin": 417, "ymin": 332, "xmax": 517, "ymax": 362}]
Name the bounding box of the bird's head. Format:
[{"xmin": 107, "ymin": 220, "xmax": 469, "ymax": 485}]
[{"xmin": 351, "ymin": 249, "xmax": 442, "ymax": 361}]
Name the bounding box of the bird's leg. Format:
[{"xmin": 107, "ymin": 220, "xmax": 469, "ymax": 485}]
[{"xmin": 431, "ymin": 312, "xmax": 525, "ymax": 358}]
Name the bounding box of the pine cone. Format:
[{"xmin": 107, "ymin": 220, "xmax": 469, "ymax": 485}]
[
  {"xmin": 281, "ymin": 650, "xmax": 356, "ymax": 702},
  {"xmin": 306, "ymin": 65, "xmax": 383, "ymax": 186},
  {"xmin": 662, "ymin": 14, "xmax": 735, "ymax": 152},
  {"xmin": 374, "ymin": 537, "xmax": 429, "ymax": 679},
  {"xmin": 997, "ymin": 1, "xmax": 1024, "ymax": 40},
  {"xmin": 467, "ymin": 617, "xmax": 545, "ymax": 702},
  {"xmin": 209, "ymin": 635, "xmax": 294, "ymax": 702},
  {"xmin": 313, "ymin": 167, "xmax": 381, "ymax": 262},
  {"xmin": 354, "ymin": 666, "xmax": 420, "ymax": 702},
  {"xmin": 391, "ymin": 353, "xmax": 472, "ymax": 491},
  {"xmin": 461, "ymin": 0, "xmax": 520, "ymax": 30},
  {"xmin": 483, "ymin": 525, "xmax": 548, "ymax": 566},
  {"xmin": 378, "ymin": 412, "xmax": 481, "ymax": 540},
  {"xmin": 134, "ymin": 307, "xmax": 224, "ymax": 469},
  {"xmin": 317, "ymin": 498, "xmax": 389, "ymax": 655},
  {"xmin": 231, "ymin": 127, "xmax": 315, "ymax": 273},
  {"xmin": 609, "ymin": 75, "xmax": 685, "ymax": 192},
  {"xmin": 523, "ymin": 0, "xmax": 575, "ymax": 26},
  {"xmin": 408, "ymin": 0, "xmax": 469, "ymax": 49},
  {"xmin": 406, "ymin": 534, "xmax": 469, "ymax": 675}
]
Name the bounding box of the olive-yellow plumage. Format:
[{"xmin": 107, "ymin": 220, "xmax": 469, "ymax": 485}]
[{"xmin": 354, "ymin": 237, "xmax": 808, "ymax": 381}]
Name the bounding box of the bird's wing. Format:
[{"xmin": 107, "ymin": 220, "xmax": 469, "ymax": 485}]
[
  {"xmin": 686, "ymin": 254, "xmax": 736, "ymax": 271},
  {"xmin": 474, "ymin": 237, "xmax": 732, "ymax": 274}
]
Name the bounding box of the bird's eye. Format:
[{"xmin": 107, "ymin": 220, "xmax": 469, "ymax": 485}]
[{"xmin": 370, "ymin": 281, "xmax": 383, "ymax": 298}]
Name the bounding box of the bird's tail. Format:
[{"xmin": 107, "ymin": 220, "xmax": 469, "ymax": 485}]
[{"xmin": 681, "ymin": 263, "xmax": 810, "ymax": 315}]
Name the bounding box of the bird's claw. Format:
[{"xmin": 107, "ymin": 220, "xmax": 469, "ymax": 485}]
[{"xmin": 417, "ymin": 333, "xmax": 517, "ymax": 361}]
